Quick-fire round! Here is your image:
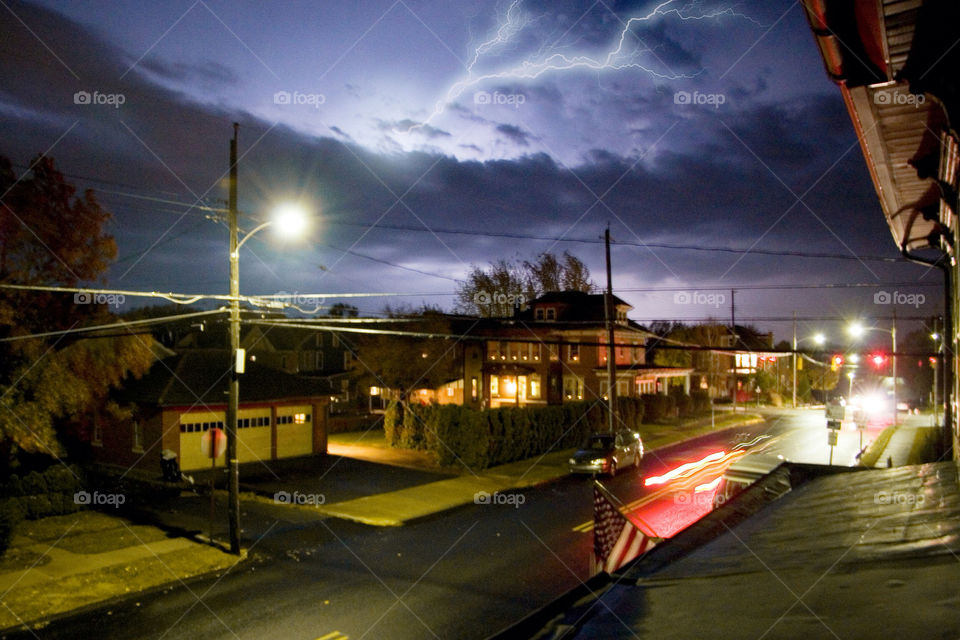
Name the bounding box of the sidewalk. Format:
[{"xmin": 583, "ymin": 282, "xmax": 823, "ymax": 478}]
[
  {"xmin": 0, "ymin": 511, "xmax": 240, "ymax": 633},
  {"xmin": 860, "ymin": 412, "xmax": 944, "ymax": 468}
]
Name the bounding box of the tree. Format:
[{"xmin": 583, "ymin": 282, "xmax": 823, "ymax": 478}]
[
  {"xmin": 352, "ymin": 306, "xmax": 459, "ymax": 397},
  {"xmin": 0, "ymin": 155, "xmax": 155, "ymax": 467},
  {"xmin": 456, "ymin": 251, "xmax": 595, "ymax": 316},
  {"xmin": 326, "ymin": 302, "xmax": 359, "ymax": 317}
]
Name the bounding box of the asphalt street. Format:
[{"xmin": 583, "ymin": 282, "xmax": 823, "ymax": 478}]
[{"xmin": 6, "ymin": 409, "xmax": 867, "ymax": 640}]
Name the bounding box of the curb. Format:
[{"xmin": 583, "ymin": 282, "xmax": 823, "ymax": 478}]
[{"xmin": 0, "ymin": 546, "xmax": 246, "ymax": 637}]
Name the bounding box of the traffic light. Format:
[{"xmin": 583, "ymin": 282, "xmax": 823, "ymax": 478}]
[
  {"xmin": 830, "ymin": 355, "xmax": 843, "ymax": 371},
  {"xmin": 870, "ymin": 352, "xmax": 887, "ymax": 369}
]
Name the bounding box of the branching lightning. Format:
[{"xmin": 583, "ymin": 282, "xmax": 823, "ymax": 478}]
[{"xmin": 404, "ymin": 0, "xmax": 761, "ymax": 134}]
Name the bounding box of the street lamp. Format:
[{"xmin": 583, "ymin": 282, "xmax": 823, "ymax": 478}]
[
  {"xmin": 848, "ymin": 315, "xmax": 897, "ymax": 425},
  {"xmin": 226, "ymin": 124, "xmax": 310, "ymax": 553}
]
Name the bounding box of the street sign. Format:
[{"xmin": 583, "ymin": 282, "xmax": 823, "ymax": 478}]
[
  {"xmin": 825, "ymin": 399, "xmax": 845, "ymax": 421},
  {"xmin": 826, "ymin": 420, "xmax": 841, "ymax": 430},
  {"xmin": 201, "ymin": 427, "xmax": 227, "ymax": 459},
  {"xmin": 827, "ymin": 429, "xmax": 839, "ymax": 446}
]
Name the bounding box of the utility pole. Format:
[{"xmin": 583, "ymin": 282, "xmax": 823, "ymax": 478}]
[
  {"xmin": 892, "ymin": 308, "xmax": 897, "ymax": 427},
  {"xmin": 933, "ymin": 317, "xmax": 939, "ymax": 427},
  {"xmin": 792, "ymin": 311, "xmax": 797, "ymax": 409},
  {"xmin": 731, "ymin": 289, "xmax": 737, "ymax": 414},
  {"xmin": 226, "ymin": 123, "xmax": 241, "ymax": 555},
  {"xmin": 604, "ymin": 226, "xmax": 617, "ymax": 434}
]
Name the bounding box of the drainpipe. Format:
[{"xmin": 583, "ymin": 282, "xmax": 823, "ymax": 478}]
[{"xmin": 901, "ymin": 244, "xmax": 953, "ymax": 459}]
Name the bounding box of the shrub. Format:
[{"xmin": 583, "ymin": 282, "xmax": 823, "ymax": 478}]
[
  {"xmin": 641, "ymin": 393, "xmax": 676, "ymax": 422},
  {"xmin": 671, "ymin": 392, "xmax": 693, "ymax": 418},
  {"xmin": 383, "ymin": 401, "xmax": 401, "ymax": 446},
  {"xmin": 0, "ymin": 499, "xmax": 25, "ymax": 557},
  {"xmin": 690, "ymin": 390, "xmax": 711, "ymax": 415},
  {"xmin": 21, "ymin": 470, "xmax": 48, "ymax": 496}
]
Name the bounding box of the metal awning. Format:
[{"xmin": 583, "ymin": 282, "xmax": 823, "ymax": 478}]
[{"xmin": 804, "ymin": 0, "xmax": 959, "ymax": 256}]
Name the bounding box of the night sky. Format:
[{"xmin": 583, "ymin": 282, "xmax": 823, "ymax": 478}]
[{"xmin": 0, "ymin": 0, "xmax": 943, "ymax": 344}]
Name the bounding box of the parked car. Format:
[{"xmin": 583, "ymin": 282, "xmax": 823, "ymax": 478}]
[{"xmin": 568, "ymin": 430, "xmax": 643, "ymax": 477}]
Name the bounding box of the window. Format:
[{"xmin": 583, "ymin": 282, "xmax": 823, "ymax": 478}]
[
  {"xmin": 132, "ymin": 421, "xmax": 143, "ymax": 453},
  {"xmin": 490, "ymin": 376, "xmax": 499, "ymax": 396},
  {"xmin": 530, "ymin": 374, "xmax": 542, "ymax": 399},
  {"xmin": 471, "ymin": 377, "xmax": 478, "ymax": 401},
  {"xmin": 535, "ymin": 308, "xmax": 544, "ymax": 320},
  {"xmin": 568, "ymin": 343, "xmax": 579, "ymax": 362},
  {"xmin": 294, "ymin": 413, "xmax": 307, "ymax": 424},
  {"xmin": 563, "ymin": 375, "xmax": 584, "ymax": 400},
  {"xmin": 332, "ymin": 333, "xmax": 340, "ymax": 347},
  {"xmin": 546, "ymin": 308, "xmax": 556, "ymax": 321},
  {"xmin": 344, "ymin": 352, "xmax": 352, "ymax": 368},
  {"xmin": 530, "ymin": 343, "xmax": 541, "ymax": 361}
]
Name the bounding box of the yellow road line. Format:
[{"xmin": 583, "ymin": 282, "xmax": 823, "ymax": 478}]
[{"xmin": 316, "ymin": 632, "xmax": 348, "ymax": 640}]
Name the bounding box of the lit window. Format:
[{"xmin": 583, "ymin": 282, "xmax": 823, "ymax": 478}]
[
  {"xmin": 569, "ymin": 344, "xmax": 579, "ymax": 362},
  {"xmin": 294, "ymin": 413, "xmax": 307, "ymax": 424},
  {"xmin": 530, "ymin": 374, "xmax": 541, "ymax": 399},
  {"xmin": 490, "ymin": 376, "xmax": 499, "ymax": 396}
]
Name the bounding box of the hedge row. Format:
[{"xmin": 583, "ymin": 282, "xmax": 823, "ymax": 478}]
[
  {"xmin": 0, "ymin": 464, "xmax": 87, "ymax": 556},
  {"xmin": 385, "ymin": 392, "xmax": 712, "ymax": 470},
  {"xmin": 385, "ymin": 397, "xmax": 654, "ymax": 470}
]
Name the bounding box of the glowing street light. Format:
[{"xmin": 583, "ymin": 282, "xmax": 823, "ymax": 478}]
[{"xmin": 848, "ymin": 317, "xmax": 897, "ymax": 425}]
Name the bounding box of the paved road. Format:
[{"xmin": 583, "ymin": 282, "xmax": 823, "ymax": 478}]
[{"xmin": 7, "ymin": 409, "xmax": 867, "ymax": 640}]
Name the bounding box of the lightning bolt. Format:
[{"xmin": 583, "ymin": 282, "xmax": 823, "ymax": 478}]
[{"xmin": 404, "ymin": 0, "xmax": 761, "ymax": 134}]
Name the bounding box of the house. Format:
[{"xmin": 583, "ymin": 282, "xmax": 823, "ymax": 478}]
[
  {"xmin": 96, "ymin": 349, "xmax": 330, "ymax": 474},
  {"xmin": 649, "ymin": 323, "xmax": 779, "ymax": 401},
  {"xmin": 175, "ymin": 313, "xmax": 359, "ymax": 412},
  {"xmin": 410, "ymin": 291, "xmax": 694, "ymax": 409}
]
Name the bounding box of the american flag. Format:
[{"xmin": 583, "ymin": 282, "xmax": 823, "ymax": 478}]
[{"xmin": 592, "ymin": 481, "xmax": 658, "ymax": 575}]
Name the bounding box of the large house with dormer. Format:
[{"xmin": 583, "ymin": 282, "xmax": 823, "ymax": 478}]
[{"xmin": 411, "ymin": 291, "xmax": 694, "ymax": 409}]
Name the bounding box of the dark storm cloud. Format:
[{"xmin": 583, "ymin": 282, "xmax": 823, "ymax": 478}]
[
  {"xmin": 138, "ymin": 57, "xmax": 240, "ymax": 86},
  {"xmin": 0, "ymin": 0, "xmax": 933, "ymax": 325},
  {"xmin": 495, "ymin": 123, "xmax": 533, "ymax": 146}
]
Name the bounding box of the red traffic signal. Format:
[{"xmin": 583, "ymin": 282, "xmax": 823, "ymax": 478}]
[
  {"xmin": 830, "ymin": 355, "xmax": 844, "ymax": 371},
  {"xmin": 869, "ymin": 353, "xmax": 887, "ymax": 368}
]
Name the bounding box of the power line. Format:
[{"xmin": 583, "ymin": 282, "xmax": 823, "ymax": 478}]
[{"xmin": 325, "ymin": 220, "xmax": 909, "ymax": 262}]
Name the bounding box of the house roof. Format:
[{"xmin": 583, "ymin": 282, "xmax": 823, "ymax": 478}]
[
  {"xmin": 804, "ymin": 1, "xmax": 959, "ymax": 254},
  {"xmin": 115, "ymin": 349, "xmax": 334, "ymax": 408}
]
